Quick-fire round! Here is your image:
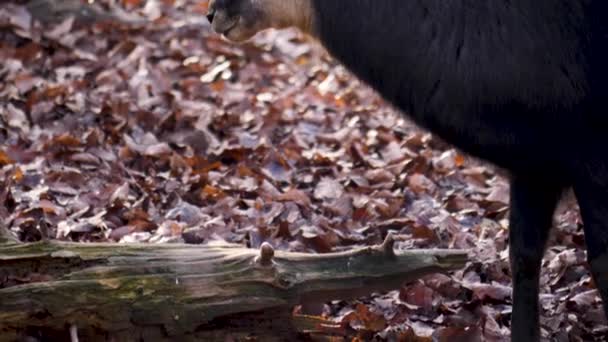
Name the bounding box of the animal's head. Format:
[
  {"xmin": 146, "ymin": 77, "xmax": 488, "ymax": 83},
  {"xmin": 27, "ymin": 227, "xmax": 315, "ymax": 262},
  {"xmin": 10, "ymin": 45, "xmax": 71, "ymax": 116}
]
[{"xmin": 207, "ymin": 0, "xmax": 313, "ymax": 42}]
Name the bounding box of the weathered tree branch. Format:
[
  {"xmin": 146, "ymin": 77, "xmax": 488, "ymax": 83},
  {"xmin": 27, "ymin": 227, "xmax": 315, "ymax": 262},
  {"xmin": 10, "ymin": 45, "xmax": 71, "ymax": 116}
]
[{"xmin": 0, "ymin": 235, "xmax": 467, "ymax": 340}]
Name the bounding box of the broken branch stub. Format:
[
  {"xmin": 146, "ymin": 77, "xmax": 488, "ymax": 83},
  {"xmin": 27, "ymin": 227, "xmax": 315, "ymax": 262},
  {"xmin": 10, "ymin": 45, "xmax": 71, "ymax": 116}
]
[{"xmin": 257, "ymin": 241, "xmax": 275, "ymax": 266}]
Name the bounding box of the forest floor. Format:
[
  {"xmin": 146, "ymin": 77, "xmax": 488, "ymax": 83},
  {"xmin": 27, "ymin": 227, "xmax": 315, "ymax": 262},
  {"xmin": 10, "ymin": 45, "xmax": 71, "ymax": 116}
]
[{"xmin": 1, "ymin": 0, "xmax": 606, "ymax": 340}]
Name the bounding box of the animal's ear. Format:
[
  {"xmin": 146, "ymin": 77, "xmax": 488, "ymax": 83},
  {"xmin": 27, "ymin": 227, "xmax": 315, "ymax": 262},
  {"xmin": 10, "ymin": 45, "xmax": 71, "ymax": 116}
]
[{"xmin": 207, "ymin": 0, "xmax": 216, "ymax": 23}]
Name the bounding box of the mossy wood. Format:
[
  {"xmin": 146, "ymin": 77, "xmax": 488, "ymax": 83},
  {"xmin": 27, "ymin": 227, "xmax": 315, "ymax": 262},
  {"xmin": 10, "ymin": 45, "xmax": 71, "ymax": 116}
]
[{"xmin": 0, "ymin": 235, "xmax": 467, "ymax": 341}]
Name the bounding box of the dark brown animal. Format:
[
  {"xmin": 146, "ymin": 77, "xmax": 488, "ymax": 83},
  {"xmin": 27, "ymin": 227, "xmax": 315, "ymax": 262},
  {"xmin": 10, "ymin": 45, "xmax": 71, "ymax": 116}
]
[{"xmin": 206, "ymin": 1, "xmax": 608, "ymax": 340}]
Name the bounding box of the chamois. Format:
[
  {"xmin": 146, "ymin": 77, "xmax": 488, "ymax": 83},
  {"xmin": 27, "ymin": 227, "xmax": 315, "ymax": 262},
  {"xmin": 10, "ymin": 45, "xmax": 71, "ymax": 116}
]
[{"xmin": 207, "ymin": 1, "xmax": 608, "ymax": 340}]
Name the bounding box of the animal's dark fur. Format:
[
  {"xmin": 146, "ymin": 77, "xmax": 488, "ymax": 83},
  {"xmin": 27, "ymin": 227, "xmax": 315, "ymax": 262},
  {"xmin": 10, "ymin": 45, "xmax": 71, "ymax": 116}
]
[
  {"xmin": 311, "ymin": 1, "xmax": 608, "ymax": 177},
  {"xmin": 308, "ymin": 1, "xmax": 608, "ymax": 340}
]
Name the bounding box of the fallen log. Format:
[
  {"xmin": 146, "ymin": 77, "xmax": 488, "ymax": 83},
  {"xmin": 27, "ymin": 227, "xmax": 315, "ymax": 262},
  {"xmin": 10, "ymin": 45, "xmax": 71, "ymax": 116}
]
[{"xmin": 0, "ymin": 234, "xmax": 467, "ymax": 341}]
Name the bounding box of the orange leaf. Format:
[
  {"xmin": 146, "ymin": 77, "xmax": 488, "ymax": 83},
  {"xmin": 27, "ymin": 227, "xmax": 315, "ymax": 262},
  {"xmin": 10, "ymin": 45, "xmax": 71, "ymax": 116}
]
[
  {"xmin": 53, "ymin": 133, "xmax": 81, "ymax": 148},
  {"xmin": 192, "ymin": 0, "xmax": 210, "ymax": 14},
  {"xmin": 12, "ymin": 167, "xmax": 24, "ymax": 182},
  {"xmin": 0, "ymin": 150, "xmax": 14, "ymax": 166},
  {"xmin": 202, "ymin": 185, "xmax": 225, "ymax": 200},
  {"xmin": 454, "ymin": 154, "xmax": 466, "ymax": 167},
  {"xmin": 122, "ymin": 0, "xmax": 143, "ymax": 7}
]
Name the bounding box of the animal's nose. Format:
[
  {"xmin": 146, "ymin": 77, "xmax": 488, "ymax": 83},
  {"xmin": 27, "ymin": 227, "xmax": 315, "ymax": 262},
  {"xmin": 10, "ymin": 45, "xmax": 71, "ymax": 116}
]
[{"xmin": 207, "ymin": 9, "xmax": 216, "ymax": 23}]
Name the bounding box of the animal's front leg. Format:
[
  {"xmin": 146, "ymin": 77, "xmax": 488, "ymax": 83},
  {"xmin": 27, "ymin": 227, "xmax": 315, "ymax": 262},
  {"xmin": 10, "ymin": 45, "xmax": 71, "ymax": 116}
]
[
  {"xmin": 573, "ymin": 167, "xmax": 608, "ymax": 321},
  {"xmin": 509, "ymin": 176, "xmax": 562, "ymax": 341}
]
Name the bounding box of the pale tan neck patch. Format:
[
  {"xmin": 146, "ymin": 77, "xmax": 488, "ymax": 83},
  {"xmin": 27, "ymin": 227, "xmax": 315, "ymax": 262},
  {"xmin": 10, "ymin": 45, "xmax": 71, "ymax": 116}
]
[{"xmin": 262, "ymin": 0, "xmax": 315, "ymax": 35}]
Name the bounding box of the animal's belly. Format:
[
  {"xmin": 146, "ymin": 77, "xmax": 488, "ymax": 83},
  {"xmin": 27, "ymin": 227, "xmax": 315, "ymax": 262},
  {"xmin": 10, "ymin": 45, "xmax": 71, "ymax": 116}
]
[{"xmin": 416, "ymin": 105, "xmax": 571, "ymax": 175}]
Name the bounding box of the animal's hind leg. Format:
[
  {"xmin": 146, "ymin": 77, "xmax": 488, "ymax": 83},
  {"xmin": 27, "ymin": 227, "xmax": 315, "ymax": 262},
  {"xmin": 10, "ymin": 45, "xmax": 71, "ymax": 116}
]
[
  {"xmin": 573, "ymin": 167, "xmax": 608, "ymax": 319},
  {"xmin": 509, "ymin": 175, "xmax": 563, "ymax": 342}
]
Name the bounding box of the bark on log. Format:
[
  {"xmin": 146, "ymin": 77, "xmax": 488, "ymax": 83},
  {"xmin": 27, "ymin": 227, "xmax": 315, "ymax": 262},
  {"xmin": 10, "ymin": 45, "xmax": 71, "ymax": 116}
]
[{"xmin": 0, "ymin": 235, "xmax": 467, "ymax": 341}]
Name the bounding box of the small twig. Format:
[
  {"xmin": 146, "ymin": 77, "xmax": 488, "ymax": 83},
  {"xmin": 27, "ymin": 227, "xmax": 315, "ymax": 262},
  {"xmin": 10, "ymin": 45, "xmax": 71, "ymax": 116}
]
[
  {"xmin": 39, "ymin": 217, "xmax": 50, "ymax": 241},
  {"xmin": 379, "ymin": 231, "xmax": 396, "ymax": 256},
  {"xmin": 0, "ymin": 173, "xmax": 17, "ymax": 244},
  {"xmin": 69, "ymin": 324, "xmax": 79, "ymax": 342}
]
